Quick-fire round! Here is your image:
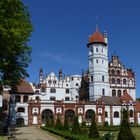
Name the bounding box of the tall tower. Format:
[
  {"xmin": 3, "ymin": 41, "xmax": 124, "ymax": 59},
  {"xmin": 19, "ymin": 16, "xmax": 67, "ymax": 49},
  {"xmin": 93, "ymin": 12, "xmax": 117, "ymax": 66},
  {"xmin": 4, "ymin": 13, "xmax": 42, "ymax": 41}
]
[
  {"xmin": 87, "ymin": 26, "xmax": 110, "ymax": 100},
  {"xmin": 39, "ymin": 67, "xmax": 43, "ymax": 84}
]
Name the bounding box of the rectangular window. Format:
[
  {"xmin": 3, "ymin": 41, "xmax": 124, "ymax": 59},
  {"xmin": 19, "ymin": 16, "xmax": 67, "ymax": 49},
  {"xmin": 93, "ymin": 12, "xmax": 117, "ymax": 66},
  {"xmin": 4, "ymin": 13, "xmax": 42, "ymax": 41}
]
[
  {"xmin": 91, "ymin": 76, "xmax": 93, "ymax": 82},
  {"xmin": 96, "ymin": 59, "xmax": 98, "ymax": 63},
  {"xmin": 96, "ymin": 48, "xmax": 98, "ymax": 52},
  {"xmin": 102, "ymin": 89, "xmax": 105, "ymax": 96},
  {"xmin": 102, "ymin": 76, "xmax": 105, "ymax": 82}
]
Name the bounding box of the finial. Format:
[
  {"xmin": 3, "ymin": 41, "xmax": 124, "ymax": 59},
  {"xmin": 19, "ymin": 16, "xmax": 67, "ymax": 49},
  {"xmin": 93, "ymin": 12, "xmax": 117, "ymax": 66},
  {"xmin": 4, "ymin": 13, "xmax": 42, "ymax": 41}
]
[{"xmin": 96, "ymin": 16, "xmax": 98, "ymax": 31}]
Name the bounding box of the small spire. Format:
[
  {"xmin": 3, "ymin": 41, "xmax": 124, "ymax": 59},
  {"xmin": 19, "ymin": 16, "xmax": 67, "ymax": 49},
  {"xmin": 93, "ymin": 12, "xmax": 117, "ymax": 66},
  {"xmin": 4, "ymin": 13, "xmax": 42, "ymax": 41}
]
[{"xmin": 96, "ymin": 16, "xmax": 99, "ymax": 31}]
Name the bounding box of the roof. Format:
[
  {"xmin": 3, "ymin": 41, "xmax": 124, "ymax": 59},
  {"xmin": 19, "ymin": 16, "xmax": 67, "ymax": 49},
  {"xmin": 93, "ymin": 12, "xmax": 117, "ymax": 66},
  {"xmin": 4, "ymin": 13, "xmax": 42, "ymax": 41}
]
[
  {"xmin": 119, "ymin": 90, "xmax": 133, "ymax": 102},
  {"xmin": 88, "ymin": 26, "xmax": 106, "ymax": 46},
  {"xmin": 16, "ymin": 79, "xmax": 34, "ymax": 93},
  {"xmin": 99, "ymin": 96, "xmax": 121, "ymax": 105},
  {"xmin": 136, "ymin": 102, "xmax": 140, "ymax": 112},
  {"xmin": 127, "ymin": 69, "xmax": 134, "ymax": 78}
]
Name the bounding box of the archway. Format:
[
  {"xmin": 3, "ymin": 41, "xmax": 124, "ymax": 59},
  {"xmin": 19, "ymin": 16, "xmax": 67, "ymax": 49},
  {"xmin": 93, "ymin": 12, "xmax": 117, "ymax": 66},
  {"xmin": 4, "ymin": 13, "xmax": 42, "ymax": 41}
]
[
  {"xmin": 41, "ymin": 109, "xmax": 53, "ymax": 124},
  {"xmin": 85, "ymin": 109, "xmax": 95, "ymax": 123},
  {"xmin": 65, "ymin": 110, "xmax": 75, "ymax": 126}
]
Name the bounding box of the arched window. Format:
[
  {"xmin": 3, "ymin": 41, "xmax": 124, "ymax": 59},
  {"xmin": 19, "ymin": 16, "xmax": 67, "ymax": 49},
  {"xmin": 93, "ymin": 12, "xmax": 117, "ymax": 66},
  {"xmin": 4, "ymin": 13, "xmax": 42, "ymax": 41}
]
[
  {"xmin": 50, "ymin": 88, "xmax": 56, "ymax": 93},
  {"xmin": 118, "ymin": 90, "xmax": 121, "ymax": 97},
  {"xmin": 117, "ymin": 78, "xmax": 121, "ymax": 84},
  {"xmin": 105, "ymin": 111, "xmax": 108, "ymax": 118},
  {"xmin": 111, "ymin": 78, "xmax": 115, "ymax": 84},
  {"xmin": 86, "ymin": 110, "xmax": 95, "ymax": 122},
  {"xmin": 65, "ymin": 110, "xmax": 75, "ymax": 125},
  {"xmin": 111, "ymin": 69, "xmax": 115, "ymax": 75},
  {"xmin": 17, "ymin": 107, "xmax": 25, "ymax": 113},
  {"xmin": 102, "ymin": 88, "xmax": 105, "ymax": 96},
  {"xmin": 129, "ymin": 110, "xmax": 133, "ymax": 117},
  {"xmin": 112, "ymin": 90, "xmax": 116, "ymax": 97},
  {"xmin": 114, "ymin": 111, "xmax": 119, "ymax": 118},
  {"xmin": 102, "ymin": 76, "xmax": 105, "ymax": 82},
  {"xmin": 42, "ymin": 109, "xmax": 53, "ymax": 123},
  {"xmin": 123, "ymin": 79, "xmax": 126, "ymax": 85},
  {"xmin": 23, "ymin": 95, "xmax": 28, "ymax": 102},
  {"xmin": 117, "ymin": 70, "xmax": 120, "ymax": 76}
]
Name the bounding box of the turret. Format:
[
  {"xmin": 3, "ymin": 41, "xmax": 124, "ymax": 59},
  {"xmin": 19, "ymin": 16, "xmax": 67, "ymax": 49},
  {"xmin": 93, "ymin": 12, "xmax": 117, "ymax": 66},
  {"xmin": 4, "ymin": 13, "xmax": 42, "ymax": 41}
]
[
  {"xmin": 39, "ymin": 67, "xmax": 43, "ymax": 84},
  {"xmin": 59, "ymin": 69, "xmax": 62, "ymax": 81},
  {"xmin": 87, "ymin": 25, "xmax": 110, "ymax": 100}
]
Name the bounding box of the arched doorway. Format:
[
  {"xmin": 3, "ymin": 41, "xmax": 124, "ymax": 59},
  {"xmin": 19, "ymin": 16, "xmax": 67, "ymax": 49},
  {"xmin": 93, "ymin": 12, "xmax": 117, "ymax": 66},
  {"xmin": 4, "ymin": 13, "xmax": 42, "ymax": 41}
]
[
  {"xmin": 41, "ymin": 109, "xmax": 53, "ymax": 124},
  {"xmin": 85, "ymin": 109, "xmax": 95, "ymax": 123},
  {"xmin": 65, "ymin": 110, "xmax": 75, "ymax": 126}
]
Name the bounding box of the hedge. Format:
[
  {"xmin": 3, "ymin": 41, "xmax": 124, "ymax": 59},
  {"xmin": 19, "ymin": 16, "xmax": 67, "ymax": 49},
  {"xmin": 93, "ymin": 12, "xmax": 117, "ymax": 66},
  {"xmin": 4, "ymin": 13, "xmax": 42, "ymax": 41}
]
[{"xmin": 41, "ymin": 126, "xmax": 102, "ymax": 140}]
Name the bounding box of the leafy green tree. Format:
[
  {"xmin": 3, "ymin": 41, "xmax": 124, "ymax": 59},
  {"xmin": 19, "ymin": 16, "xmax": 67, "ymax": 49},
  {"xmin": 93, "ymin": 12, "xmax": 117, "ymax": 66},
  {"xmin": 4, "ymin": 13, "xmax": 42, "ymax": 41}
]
[
  {"xmin": 63, "ymin": 117, "xmax": 69, "ymax": 130},
  {"xmin": 71, "ymin": 116, "xmax": 81, "ymax": 135},
  {"xmin": 0, "ymin": 0, "xmax": 33, "ymax": 90},
  {"xmin": 118, "ymin": 109, "xmax": 135, "ymax": 140},
  {"xmin": 55, "ymin": 115, "xmax": 63, "ymax": 130},
  {"xmin": 89, "ymin": 112, "xmax": 100, "ymax": 138}
]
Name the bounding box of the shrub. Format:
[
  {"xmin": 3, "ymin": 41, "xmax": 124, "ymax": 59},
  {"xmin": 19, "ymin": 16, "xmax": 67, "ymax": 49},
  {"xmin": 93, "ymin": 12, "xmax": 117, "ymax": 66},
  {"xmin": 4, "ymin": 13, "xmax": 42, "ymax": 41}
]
[
  {"xmin": 89, "ymin": 113, "xmax": 100, "ymax": 138},
  {"xmin": 45, "ymin": 117, "xmax": 50, "ymax": 127},
  {"xmin": 104, "ymin": 121, "xmax": 109, "ymax": 128},
  {"xmin": 63, "ymin": 117, "xmax": 69, "ymax": 130},
  {"xmin": 81, "ymin": 121, "xmax": 87, "ymax": 128},
  {"xmin": 55, "ymin": 115, "xmax": 63, "ymax": 130},
  {"xmin": 102, "ymin": 132, "xmax": 114, "ymax": 140},
  {"xmin": 117, "ymin": 109, "xmax": 135, "ymax": 140},
  {"xmin": 71, "ymin": 116, "xmax": 81, "ymax": 135}
]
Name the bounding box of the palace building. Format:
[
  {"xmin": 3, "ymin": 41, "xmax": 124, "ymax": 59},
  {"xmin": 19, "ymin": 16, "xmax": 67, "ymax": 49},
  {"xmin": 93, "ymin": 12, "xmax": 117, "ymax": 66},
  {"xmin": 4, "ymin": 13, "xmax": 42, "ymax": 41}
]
[{"xmin": 2, "ymin": 25, "xmax": 139, "ymax": 127}]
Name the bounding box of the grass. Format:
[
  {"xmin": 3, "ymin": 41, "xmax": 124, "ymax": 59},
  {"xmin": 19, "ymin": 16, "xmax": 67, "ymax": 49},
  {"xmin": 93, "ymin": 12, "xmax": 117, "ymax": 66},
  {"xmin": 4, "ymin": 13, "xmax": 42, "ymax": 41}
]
[{"xmin": 0, "ymin": 136, "xmax": 6, "ymax": 140}]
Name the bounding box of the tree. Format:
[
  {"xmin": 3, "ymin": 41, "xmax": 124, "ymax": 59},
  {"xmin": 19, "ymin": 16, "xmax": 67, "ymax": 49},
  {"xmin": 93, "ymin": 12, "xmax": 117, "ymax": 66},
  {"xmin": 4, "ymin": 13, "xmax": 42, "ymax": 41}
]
[
  {"xmin": 0, "ymin": 0, "xmax": 33, "ymax": 90},
  {"xmin": 79, "ymin": 71, "xmax": 89, "ymax": 101},
  {"xmin": 117, "ymin": 109, "xmax": 135, "ymax": 140},
  {"xmin": 71, "ymin": 116, "xmax": 81, "ymax": 135},
  {"xmin": 63, "ymin": 116, "xmax": 69, "ymax": 130},
  {"xmin": 55, "ymin": 115, "xmax": 63, "ymax": 130},
  {"xmin": 89, "ymin": 112, "xmax": 100, "ymax": 138}
]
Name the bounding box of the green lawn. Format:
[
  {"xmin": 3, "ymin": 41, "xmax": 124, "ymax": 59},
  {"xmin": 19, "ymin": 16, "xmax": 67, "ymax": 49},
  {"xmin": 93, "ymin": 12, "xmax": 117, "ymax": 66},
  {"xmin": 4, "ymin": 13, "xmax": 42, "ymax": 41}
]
[
  {"xmin": 0, "ymin": 136, "xmax": 6, "ymax": 140},
  {"xmin": 99, "ymin": 127, "xmax": 140, "ymax": 140}
]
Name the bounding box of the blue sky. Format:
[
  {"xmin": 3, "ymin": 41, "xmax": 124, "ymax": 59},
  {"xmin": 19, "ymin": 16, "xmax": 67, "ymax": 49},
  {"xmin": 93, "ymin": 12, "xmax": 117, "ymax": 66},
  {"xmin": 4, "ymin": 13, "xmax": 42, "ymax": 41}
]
[{"xmin": 23, "ymin": 0, "xmax": 140, "ymax": 97}]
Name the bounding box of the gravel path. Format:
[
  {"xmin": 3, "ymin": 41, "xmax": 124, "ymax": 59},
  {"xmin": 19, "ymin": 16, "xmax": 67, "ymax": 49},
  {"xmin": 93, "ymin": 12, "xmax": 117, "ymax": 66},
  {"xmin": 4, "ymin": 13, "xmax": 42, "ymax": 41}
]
[{"xmin": 14, "ymin": 127, "xmax": 64, "ymax": 140}]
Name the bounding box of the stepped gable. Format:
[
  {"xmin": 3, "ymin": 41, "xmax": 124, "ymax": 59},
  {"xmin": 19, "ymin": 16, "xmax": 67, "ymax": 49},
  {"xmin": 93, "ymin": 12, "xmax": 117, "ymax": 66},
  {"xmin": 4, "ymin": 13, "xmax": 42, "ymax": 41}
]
[{"xmin": 119, "ymin": 90, "xmax": 133, "ymax": 102}]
